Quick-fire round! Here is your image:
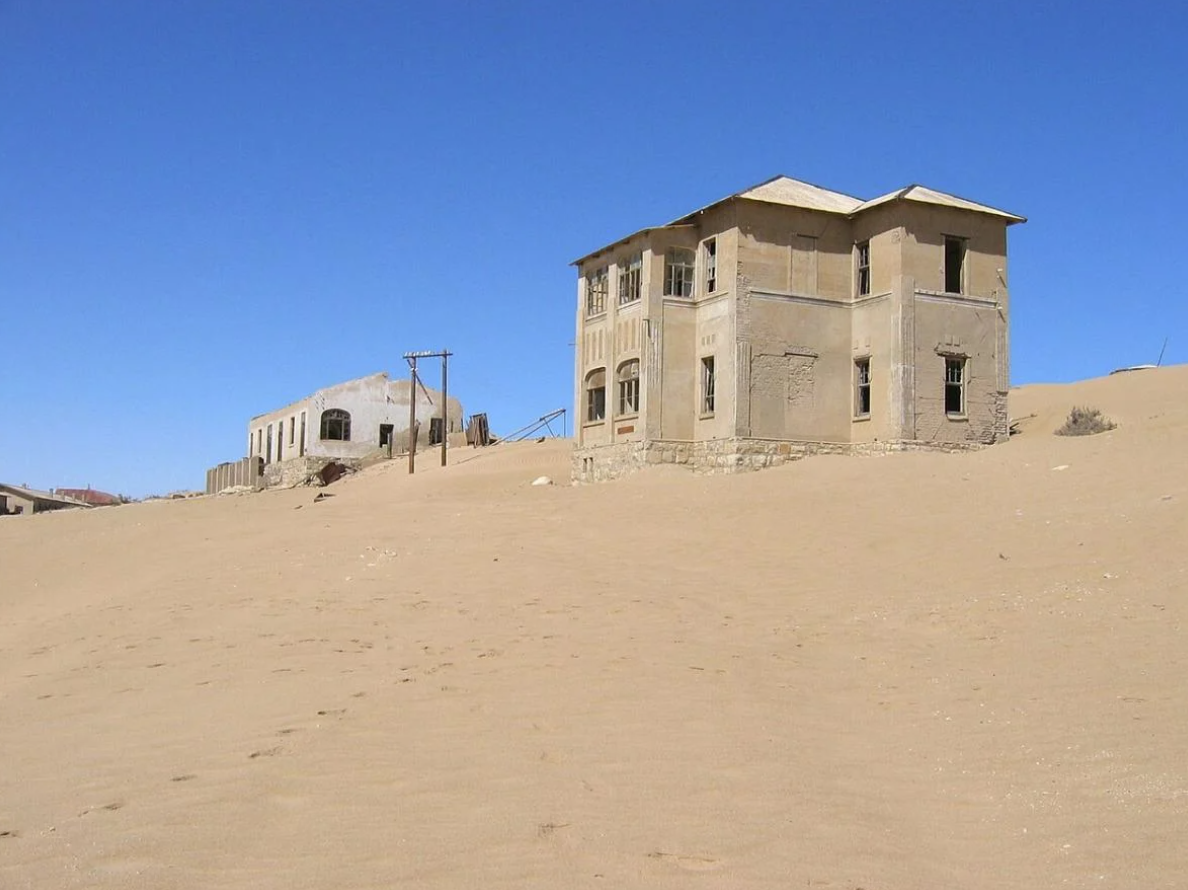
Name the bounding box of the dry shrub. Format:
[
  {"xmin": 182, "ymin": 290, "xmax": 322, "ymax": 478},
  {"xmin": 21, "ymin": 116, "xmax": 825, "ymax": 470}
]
[{"xmin": 1055, "ymin": 406, "xmax": 1117, "ymax": 437}]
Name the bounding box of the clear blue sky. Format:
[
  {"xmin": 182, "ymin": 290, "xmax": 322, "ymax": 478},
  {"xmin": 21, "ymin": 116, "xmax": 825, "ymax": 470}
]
[{"xmin": 2, "ymin": 1, "xmax": 1185, "ymax": 497}]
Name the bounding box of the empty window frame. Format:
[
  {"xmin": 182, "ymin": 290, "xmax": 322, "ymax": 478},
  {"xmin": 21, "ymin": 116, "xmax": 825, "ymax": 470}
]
[
  {"xmin": 703, "ymin": 238, "xmax": 717, "ymax": 293},
  {"xmin": 618, "ymin": 253, "xmax": 642, "ymax": 305},
  {"xmin": 299, "ymin": 411, "xmax": 306, "ymax": 456},
  {"xmin": 585, "ymin": 368, "xmax": 607, "ymax": 422},
  {"xmin": 617, "ymin": 359, "xmax": 640, "ymax": 415},
  {"xmin": 855, "ymin": 358, "xmax": 871, "ymax": 418},
  {"xmin": 289, "ymin": 416, "xmax": 296, "ymax": 445},
  {"xmin": 277, "ymin": 420, "xmax": 284, "ymax": 461},
  {"xmin": 266, "ymin": 424, "xmax": 274, "ymax": 464},
  {"xmin": 856, "ymin": 241, "xmax": 871, "ymax": 296},
  {"xmin": 701, "ymin": 356, "xmax": 716, "ymax": 415},
  {"xmin": 320, "ymin": 408, "xmax": 352, "ymax": 441},
  {"xmin": 944, "ymin": 236, "xmax": 966, "ymax": 294},
  {"xmin": 256, "ymin": 428, "xmax": 263, "ymax": 456},
  {"xmin": 664, "ymin": 247, "xmax": 695, "ymax": 297},
  {"xmin": 586, "ymin": 266, "xmax": 608, "ymax": 316},
  {"xmin": 944, "ymin": 357, "xmax": 966, "ymax": 415}
]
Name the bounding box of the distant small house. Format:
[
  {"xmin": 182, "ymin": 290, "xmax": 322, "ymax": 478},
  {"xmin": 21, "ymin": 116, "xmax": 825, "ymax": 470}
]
[
  {"xmin": 0, "ymin": 483, "xmax": 92, "ymax": 517},
  {"xmin": 54, "ymin": 488, "xmax": 123, "ymax": 507},
  {"xmin": 240, "ymin": 371, "xmax": 465, "ymax": 488}
]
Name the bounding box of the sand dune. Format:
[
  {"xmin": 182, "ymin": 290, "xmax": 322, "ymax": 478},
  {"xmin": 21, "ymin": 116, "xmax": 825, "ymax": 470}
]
[{"xmin": 2, "ymin": 366, "xmax": 1186, "ymax": 889}]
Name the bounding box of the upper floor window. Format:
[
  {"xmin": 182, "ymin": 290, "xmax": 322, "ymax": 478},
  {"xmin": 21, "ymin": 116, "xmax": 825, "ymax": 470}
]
[
  {"xmin": 585, "ymin": 369, "xmax": 606, "ymax": 422},
  {"xmin": 944, "ymin": 236, "xmax": 966, "ymax": 294},
  {"xmin": 703, "ymin": 238, "xmax": 717, "ymax": 293},
  {"xmin": 856, "ymin": 241, "xmax": 871, "ymax": 296},
  {"xmin": 586, "ymin": 266, "xmax": 608, "ymax": 316},
  {"xmin": 664, "ymin": 247, "xmax": 695, "ymax": 298},
  {"xmin": 320, "ymin": 408, "xmax": 351, "ymax": 441},
  {"xmin": 617, "ymin": 360, "xmax": 640, "ymax": 415},
  {"xmin": 618, "ymin": 253, "xmax": 642, "ymax": 305}
]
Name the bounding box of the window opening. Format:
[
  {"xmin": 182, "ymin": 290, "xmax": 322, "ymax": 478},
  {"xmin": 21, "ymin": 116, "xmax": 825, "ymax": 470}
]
[
  {"xmin": 664, "ymin": 248, "xmax": 695, "ymax": 297},
  {"xmin": 320, "ymin": 408, "xmax": 352, "ymax": 441},
  {"xmin": 855, "ymin": 359, "xmax": 871, "ymax": 417},
  {"xmin": 617, "ymin": 360, "xmax": 640, "ymax": 415}
]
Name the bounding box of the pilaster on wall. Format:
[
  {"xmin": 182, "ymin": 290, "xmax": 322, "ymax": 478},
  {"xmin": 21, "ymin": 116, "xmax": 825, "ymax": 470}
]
[
  {"xmin": 889, "ymin": 275, "xmax": 917, "ymax": 441},
  {"xmin": 735, "ymin": 340, "xmax": 752, "ymax": 437},
  {"xmin": 734, "ymin": 274, "xmax": 753, "ymax": 438},
  {"xmin": 995, "ymin": 289, "xmax": 1010, "ymax": 394},
  {"xmin": 644, "ymin": 316, "xmax": 663, "ymax": 440}
]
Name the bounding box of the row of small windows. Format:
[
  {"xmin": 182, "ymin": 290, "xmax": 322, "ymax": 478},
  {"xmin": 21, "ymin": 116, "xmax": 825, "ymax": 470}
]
[
  {"xmin": 582, "ymin": 356, "xmax": 966, "ymax": 426},
  {"xmin": 254, "ymin": 411, "xmax": 308, "ymax": 463},
  {"xmin": 588, "ymin": 235, "xmax": 968, "ymax": 311},
  {"xmin": 585, "ymin": 240, "xmax": 718, "ymax": 316},
  {"xmin": 252, "ymin": 409, "xmax": 355, "ymax": 464},
  {"xmin": 584, "ymin": 357, "xmax": 716, "ymax": 423},
  {"xmin": 855, "ymin": 236, "xmax": 966, "ymax": 297},
  {"xmin": 853, "ymin": 356, "xmax": 967, "ymax": 417}
]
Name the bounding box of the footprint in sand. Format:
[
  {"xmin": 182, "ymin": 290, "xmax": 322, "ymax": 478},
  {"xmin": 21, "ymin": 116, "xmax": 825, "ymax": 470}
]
[{"xmin": 647, "ymin": 851, "xmax": 723, "ymax": 872}]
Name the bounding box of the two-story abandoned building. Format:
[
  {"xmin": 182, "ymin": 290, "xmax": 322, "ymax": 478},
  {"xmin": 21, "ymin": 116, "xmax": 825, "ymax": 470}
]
[{"xmin": 572, "ymin": 175, "xmax": 1025, "ymax": 481}]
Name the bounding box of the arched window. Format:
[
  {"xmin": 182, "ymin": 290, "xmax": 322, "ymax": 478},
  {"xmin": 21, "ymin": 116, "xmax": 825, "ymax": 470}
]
[
  {"xmin": 320, "ymin": 408, "xmax": 351, "ymax": 441},
  {"xmin": 617, "ymin": 359, "xmax": 640, "ymax": 416},
  {"xmin": 585, "ymin": 369, "xmax": 606, "ymax": 423}
]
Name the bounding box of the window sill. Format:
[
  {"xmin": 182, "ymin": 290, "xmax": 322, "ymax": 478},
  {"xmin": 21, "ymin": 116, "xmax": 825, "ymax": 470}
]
[
  {"xmin": 946, "ymin": 413, "xmax": 969, "ymax": 422},
  {"xmin": 615, "ymin": 413, "xmax": 639, "ymax": 421},
  {"xmin": 583, "ymin": 419, "xmax": 606, "ymax": 428},
  {"xmin": 852, "ymin": 414, "xmax": 871, "ymax": 423},
  {"xmin": 617, "ymin": 299, "xmax": 642, "ymax": 310},
  {"xmin": 698, "ymin": 412, "xmax": 716, "ymax": 421},
  {"xmin": 585, "ymin": 311, "xmax": 607, "ymax": 322}
]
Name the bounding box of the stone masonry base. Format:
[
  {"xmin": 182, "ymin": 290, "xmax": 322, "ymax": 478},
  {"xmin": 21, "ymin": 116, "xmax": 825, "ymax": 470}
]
[{"xmin": 572, "ymin": 437, "xmax": 988, "ymax": 484}]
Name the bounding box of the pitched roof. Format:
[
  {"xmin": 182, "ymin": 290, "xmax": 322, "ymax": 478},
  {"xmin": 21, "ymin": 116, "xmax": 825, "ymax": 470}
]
[
  {"xmin": 572, "ymin": 175, "xmax": 1023, "ymax": 265},
  {"xmin": 851, "ymin": 184, "xmax": 1026, "ymax": 222}
]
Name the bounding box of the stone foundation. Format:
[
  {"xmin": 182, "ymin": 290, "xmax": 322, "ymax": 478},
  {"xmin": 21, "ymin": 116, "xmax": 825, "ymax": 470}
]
[
  {"xmin": 262, "ymin": 455, "xmax": 365, "ymax": 489},
  {"xmin": 572, "ymin": 437, "xmax": 988, "ymax": 483}
]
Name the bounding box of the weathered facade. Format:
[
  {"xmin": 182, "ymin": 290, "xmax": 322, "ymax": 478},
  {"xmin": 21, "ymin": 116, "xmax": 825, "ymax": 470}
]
[
  {"xmin": 247, "ymin": 372, "xmax": 464, "ymax": 484},
  {"xmin": 572, "ymin": 176, "xmax": 1024, "ymax": 481}
]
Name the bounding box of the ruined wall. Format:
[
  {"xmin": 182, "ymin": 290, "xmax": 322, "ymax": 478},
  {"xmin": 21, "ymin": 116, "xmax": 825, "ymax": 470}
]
[
  {"xmin": 911, "ymin": 294, "xmax": 1007, "ymax": 445},
  {"xmin": 849, "ymin": 295, "xmax": 892, "ymax": 443},
  {"xmin": 248, "ymin": 373, "xmax": 462, "ymax": 465}
]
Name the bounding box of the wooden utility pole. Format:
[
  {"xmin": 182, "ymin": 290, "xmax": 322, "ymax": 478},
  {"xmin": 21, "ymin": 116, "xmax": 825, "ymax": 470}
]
[
  {"xmin": 407, "ymin": 355, "xmax": 418, "ymax": 474},
  {"xmin": 403, "ymin": 349, "xmax": 453, "ymax": 475},
  {"xmin": 440, "ymin": 351, "xmax": 448, "ymax": 467}
]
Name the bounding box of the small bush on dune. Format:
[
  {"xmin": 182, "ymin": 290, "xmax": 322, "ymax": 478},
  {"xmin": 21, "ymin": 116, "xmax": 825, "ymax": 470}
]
[{"xmin": 1055, "ymin": 406, "xmax": 1117, "ymax": 437}]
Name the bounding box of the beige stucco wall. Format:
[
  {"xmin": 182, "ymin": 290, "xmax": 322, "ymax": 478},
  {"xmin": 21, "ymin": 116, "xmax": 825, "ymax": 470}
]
[{"xmin": 572, "ymin": 191, "xmax": 1015, "ymax": 470}]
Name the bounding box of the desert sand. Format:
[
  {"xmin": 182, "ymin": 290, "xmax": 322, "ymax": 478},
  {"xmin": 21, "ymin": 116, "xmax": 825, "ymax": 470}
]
[{"xmin": 2, "ymin": 367, "xmax": 1186, "ymax": 889}]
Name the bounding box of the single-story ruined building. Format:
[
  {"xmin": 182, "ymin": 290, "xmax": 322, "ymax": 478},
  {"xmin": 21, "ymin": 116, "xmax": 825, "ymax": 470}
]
[
  {"xmin": 244, "ymin": 371, "xmax": 464, "ymax": 488},
  {"xmin": 571, "ymin": 175, "xmax": 1024, "ymax": 481},
  {"xmin": 0, "ymin": 483, "xmax": 92, "ymax": 517}
]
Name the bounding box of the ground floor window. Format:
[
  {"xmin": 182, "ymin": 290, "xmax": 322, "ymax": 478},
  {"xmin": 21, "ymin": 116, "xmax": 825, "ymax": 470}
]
[
  {"xmin": 585, "ymin": 369, "xmax": 606, "ymax": 422},
  {"xmin": 855, "ymin": 358, "xmax": 871, "ymax": 417},
  {"xmin": 945, "ymin": 357, "xmax": 966, "ymax": 415},
  {"xmin": 701, "ymin": 356, "xmax": 716, "ymax": 415},
  {"xmin": 320, "ymin": 408, "xmax": 352, "ymax": 441},
  {"xmin": 617, "ymin": 360, "xmax": 640, "ymax": 415}
]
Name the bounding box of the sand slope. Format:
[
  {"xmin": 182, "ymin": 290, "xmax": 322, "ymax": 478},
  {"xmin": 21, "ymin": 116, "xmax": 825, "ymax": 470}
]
[{"xmin": 2, "ymin": 366, "xmax": 1186, "ymax": 889}]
